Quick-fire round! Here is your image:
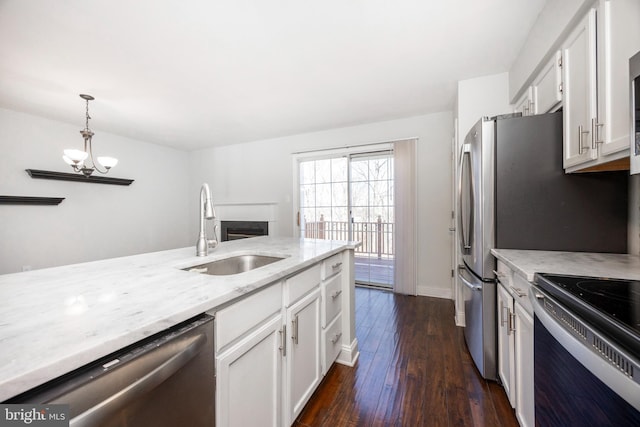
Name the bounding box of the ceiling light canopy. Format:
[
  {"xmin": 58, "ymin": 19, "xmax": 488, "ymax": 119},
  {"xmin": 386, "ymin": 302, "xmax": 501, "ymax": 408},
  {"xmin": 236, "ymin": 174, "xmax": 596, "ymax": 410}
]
[{"xmin": 62, "ymin": 94, "xmax": 118, "ymax": 177}]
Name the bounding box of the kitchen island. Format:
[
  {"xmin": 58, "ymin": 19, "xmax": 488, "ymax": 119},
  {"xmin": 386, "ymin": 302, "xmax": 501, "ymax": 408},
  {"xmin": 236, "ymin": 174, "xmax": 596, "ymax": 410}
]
[{"xmin": 0, "ymin": 236, "xmax": 359, "ymax": 404}]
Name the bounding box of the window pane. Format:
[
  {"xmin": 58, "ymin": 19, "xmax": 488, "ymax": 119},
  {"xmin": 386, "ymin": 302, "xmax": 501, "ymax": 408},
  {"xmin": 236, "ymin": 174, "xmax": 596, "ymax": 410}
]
[
  {"xmin": 332, "ymin": 182, "xmax": 348, "ymax": 207},
  {"xmin": 350, "ymin": 159, "xmax": 368, "ymax": 182},
  {"xmin": 316, "ymin": 159, "xmax": 331, "ymax": 184},
  {"xmin": 300, "ymin": 184, "xmax": 315, "ymax": 207},
  {"xmin": 332, "ymin": 157, "xmax": 348, "ymax": 182},
  {"xmin": 300, "ymin": 161, "xmax": 315, "ymax": 185}
]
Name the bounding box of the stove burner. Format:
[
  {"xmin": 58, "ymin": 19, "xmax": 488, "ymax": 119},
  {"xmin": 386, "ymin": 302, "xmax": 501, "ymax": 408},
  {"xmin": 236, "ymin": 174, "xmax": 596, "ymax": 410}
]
[{"xmin": 575, "ymin": 279, "xmax": 640, "ymax": 302}]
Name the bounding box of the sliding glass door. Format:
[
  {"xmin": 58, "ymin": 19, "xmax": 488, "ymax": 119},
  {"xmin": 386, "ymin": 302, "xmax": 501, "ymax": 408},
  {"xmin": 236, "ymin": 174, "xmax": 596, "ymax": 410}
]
[{"xmin": 298, "ymin": 150, "xmax": 394, "ymax": 288}]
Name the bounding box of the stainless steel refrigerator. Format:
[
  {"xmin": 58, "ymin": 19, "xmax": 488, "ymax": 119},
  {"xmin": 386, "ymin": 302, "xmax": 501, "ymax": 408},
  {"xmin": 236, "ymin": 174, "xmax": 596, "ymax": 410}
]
[{"xmin": 457, "ymin": 111, "xmax": 628, "ymax": 380}]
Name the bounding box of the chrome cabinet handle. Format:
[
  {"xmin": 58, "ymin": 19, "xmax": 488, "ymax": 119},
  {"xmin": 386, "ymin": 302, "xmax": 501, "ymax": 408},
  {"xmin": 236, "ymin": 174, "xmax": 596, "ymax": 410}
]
[
  {"xmin": 591, "ymin": 118, "xmax": 604, "ymax": 148},
  {"xmin": 279, "ymin": 325, "xmax": 286, "ymax": 356},
  {"xmin": 508, "ymin": 311, "xmax": 516, "ymax": 334},
  {"xmin": 330, "ymin": 332, "xmax": 343, "ymax": 344},
  {"xmin": 291, "ymin": 317, "xmax": 299, "ymax": 345},
  {"xmin": 331, "ymin": 290, "xmax": 342, "ymax": 300},
  {"xmin": 578, "ymin": 125, "xmax": 590, "ymax": 155},
  {"xmin": 510, "ymin": 286, "xmax": 527, "ymax": 298},
  {"xmin": 331, "ymin": 262, "xmax": 343, "ymax": 270}
]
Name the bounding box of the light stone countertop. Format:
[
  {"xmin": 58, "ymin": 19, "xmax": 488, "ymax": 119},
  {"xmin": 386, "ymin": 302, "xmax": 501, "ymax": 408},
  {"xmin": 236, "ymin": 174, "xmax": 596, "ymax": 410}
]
[
  {"xmin": 0, "ymin": 236, "xmax": 358, "ymax": 402},
  {"xmin": 491, "ymin": 249, "xmax": 640, "ymax": 282}
]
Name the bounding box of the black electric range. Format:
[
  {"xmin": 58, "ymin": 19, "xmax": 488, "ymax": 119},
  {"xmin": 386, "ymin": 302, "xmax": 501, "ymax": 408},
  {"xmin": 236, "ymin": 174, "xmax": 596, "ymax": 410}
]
[{"xmin": 534, "ymin": 273, "xmax": 640, "ymax": 358}]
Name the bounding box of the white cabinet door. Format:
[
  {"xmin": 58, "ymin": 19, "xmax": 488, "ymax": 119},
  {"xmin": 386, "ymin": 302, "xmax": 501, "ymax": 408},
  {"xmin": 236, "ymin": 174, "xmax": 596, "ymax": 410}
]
[
  {"xmin": 597, "ymin": 0, "xmax": 640, "ymax": 157},
  {"xmin": 562, "ymin": 8, "xmax": 598, "ymax": 169},
  {"xmin": 533, "ymin": 51, "xmax": 562, "ymax": 114},
  {"xmin": 216, "ymin": 314, "xmax": 283, "ymax": 427},
  {"xmin": 514, "ymin": 302, "xmax": 534, "ymax": 427},
  {"xmin": 497, "ymin": 283, "xmax": 515, "ymax": 407},
  {"xmin": 285, "ymin": 287, "xmax": 321, "ymax": 425}
]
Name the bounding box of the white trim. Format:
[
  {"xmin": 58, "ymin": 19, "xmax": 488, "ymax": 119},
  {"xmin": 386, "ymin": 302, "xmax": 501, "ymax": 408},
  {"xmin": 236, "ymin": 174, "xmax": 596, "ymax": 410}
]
[
  {"xmin": 455, "ymin": 311, "xmax": 466, "ymax": 327},
  {"xmin": 417, "ymin": 285, "xmax": 453, "ymax": 300},
  {"xmin": 335, "ymin": 338, "xmax": 359, "ymax": 367}
]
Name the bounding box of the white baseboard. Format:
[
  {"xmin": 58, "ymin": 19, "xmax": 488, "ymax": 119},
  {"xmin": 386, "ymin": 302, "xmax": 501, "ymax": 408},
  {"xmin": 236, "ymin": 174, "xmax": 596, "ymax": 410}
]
[
  {"xmin": 336, "ymin": 338, "xmax": 359, "ymax": 367},
  {"xmin": 455, "ymin": 311, "xmax": 465, "ymax": 327},
  {"xmin": 417, "ymin": 285, "xmax": 453, "ymax": 300}
]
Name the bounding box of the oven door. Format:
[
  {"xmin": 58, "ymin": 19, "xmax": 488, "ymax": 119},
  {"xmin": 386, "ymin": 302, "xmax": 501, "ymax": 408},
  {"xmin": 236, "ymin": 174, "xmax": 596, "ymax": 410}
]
[{"xmin": 532, "ymin": 289, "xmax": 640, "ymax": 425}]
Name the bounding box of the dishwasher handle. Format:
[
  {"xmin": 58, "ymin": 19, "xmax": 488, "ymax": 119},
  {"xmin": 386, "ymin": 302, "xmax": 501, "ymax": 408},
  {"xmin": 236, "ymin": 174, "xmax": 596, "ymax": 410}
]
[{"xmin": 70, "ymin": 332, "xmax": 206, "ymax": 427}]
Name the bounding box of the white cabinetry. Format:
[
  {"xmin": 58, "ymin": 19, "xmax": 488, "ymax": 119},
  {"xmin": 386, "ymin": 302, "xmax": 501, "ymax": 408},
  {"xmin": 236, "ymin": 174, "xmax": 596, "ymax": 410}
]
[
  {"xmin": 214, "ymin": 282, "xmax": 284, "ymax": 427},
  {"xmin": 596, "ymin": 0, "xmax": 640, "ymax": 158},
  {"xmin": 562, "ymin": 8, "xmax": 598, "ymax": 169},
  {"xmin": 514, "ymin": 301, "xmax": 534, "ymax": 427},
  {"xmin": 497, "ymin": 282, "xmax": 515, "ymax": 406},
  {"xmin": 532, "ymin": 51, "xmax": 562, "ymax": 114},
  {"xmin": 495, "ymin": 261, "xmax": 535, "ymax": 427},
  {"xmin": 284, "ymin": 265, "xmax": 322, "ymax": 426},
  {"xmin": 320, "ymin": 253, "xmax": 344, "ymax": 375},
  {"xmin": 217, "ymin": 315, "xmax": 283, "ymax": 427},
  {"xmin": 562, "ymin": 1, "xmax": 640, "ymax": 172},
  {"xmin": 213, "ymin": 250, "xmax": 355, "ymax": 427}
]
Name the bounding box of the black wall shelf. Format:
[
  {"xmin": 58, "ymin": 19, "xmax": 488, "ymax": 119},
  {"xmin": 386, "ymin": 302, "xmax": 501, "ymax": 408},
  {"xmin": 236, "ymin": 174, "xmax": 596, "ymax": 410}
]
[
  {"xmin": 0, "ymin": 196, "xmax": 65, "ymax": 205},
  {"xmin": 26, "ymin": 169, "xmax": 134, "ymax": 186}
]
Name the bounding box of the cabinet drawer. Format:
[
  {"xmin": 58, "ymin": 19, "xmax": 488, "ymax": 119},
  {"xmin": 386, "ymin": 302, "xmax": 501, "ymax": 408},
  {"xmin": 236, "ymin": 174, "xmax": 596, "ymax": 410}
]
[
  {"xmin": 284, "ymin": 263, "xmax": 322, "ymax": 307},
  {"xmin": 322, "ymin": 313, "xmax": 343, "ymax": 375},
  {"xmin": 322, "ymin": 253, "xmax": 343, "ymax": 280},
  {"xmin": 512, "ymin": 274, "xmax": 533, "ymax": 316},
  {"xmin": 215, "ymin": 282, "xmax": 282, "ymax": 352},
  {"xmin": 321, "ymin": 273, "xmax": 342, "ymax": 328}
]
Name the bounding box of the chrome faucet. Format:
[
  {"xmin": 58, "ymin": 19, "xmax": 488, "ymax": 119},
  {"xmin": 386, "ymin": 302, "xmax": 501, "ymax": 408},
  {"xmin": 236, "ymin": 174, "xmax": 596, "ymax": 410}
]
[{"xmin": 196, "ymin": 183, "xmax": 218, "ymax": 256}]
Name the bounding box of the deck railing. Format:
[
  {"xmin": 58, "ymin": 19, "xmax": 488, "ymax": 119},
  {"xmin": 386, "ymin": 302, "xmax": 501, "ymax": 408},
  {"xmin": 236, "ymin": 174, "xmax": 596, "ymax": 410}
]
[{"xmin": 304, "ymin": 215, "xmax": 394, "ymax": 259}]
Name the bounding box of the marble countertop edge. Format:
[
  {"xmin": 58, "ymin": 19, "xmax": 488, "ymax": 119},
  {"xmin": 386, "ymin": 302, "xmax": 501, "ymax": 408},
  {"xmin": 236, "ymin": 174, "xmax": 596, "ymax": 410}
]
[{"xmin": 491, "ymin": 248, "xmax": 640, "ymax": 282}]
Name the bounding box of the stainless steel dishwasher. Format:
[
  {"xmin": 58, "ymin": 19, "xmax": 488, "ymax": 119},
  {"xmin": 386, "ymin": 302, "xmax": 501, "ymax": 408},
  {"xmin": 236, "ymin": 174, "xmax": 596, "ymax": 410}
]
[{"xmin": 8, "ymin": 314, "xmax": 215, "ymax": 426}]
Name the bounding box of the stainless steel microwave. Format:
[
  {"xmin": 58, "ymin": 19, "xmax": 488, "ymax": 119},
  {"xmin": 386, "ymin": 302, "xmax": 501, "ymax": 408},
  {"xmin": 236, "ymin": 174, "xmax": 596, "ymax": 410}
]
[{"xmin": 631, "ymin": 51, "xmax": 640, "ymax": 174}]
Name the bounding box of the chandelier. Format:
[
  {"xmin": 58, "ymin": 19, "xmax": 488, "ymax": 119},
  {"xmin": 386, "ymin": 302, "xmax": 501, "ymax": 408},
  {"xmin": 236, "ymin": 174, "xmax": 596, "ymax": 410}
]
[{"xmin": 62, "ymin": 94, "xmax": 118, "ymax": 177}]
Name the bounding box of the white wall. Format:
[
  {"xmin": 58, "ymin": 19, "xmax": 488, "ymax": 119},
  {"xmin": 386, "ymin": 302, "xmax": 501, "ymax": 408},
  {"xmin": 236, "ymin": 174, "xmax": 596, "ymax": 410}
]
[
  {"xmin": 509, "ymin": 0, "xmax": 596, "ymax": 102},
  {"xmin": 189, "ymin": 113, "xmax": 455, "ymax": 298},
  {"xmin": 0, "ymin": 109, "xmax": 191, "ymax": 274},
  {"xmin": 457, "ymin": 72, "xmax": 511, "ymax": 145}
]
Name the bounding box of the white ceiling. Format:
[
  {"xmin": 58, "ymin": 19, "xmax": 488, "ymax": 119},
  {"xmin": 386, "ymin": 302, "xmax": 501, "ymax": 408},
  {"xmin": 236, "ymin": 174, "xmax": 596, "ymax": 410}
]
[{"xmin": 0, "ymin": 0, "xmax": 546, "ymax": 151}]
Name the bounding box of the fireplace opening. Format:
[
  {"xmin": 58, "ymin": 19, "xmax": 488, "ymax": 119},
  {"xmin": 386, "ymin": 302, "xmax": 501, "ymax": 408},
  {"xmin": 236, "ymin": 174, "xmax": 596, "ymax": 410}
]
[{"xmin": 220, "ymin": 221, "xmax": 269, "ymax": 241}]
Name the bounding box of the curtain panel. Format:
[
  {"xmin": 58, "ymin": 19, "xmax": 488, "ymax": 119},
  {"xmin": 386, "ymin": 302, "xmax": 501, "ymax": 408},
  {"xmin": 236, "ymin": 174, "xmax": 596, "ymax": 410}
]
[{"xmin": 393, "ymin": 138, "xmax": 418, "ymax": 295}]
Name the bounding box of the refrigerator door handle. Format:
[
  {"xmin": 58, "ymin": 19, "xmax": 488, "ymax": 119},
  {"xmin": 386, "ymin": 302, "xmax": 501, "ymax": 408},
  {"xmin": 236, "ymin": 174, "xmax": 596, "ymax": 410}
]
[
  {"xmin": 457, "ymin": 144, "xmax": 474, "ymax": 254},
  {"xmin": 458, "ymin": 269, "xmax": 482, "ymax": 291}
]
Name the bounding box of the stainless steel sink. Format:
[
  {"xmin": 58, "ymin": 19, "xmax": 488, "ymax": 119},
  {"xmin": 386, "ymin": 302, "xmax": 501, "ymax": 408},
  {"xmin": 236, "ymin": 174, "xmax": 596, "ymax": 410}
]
[{"xmin": 183, "ymin": 254, "xmax": 286, "ymax": 276}]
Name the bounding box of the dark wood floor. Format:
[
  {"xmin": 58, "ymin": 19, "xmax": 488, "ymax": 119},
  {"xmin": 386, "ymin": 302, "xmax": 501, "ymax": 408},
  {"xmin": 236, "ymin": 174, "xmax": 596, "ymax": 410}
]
[{"xmin": 295, "ymin": 287, "xmax": 518, "ymax": 427}]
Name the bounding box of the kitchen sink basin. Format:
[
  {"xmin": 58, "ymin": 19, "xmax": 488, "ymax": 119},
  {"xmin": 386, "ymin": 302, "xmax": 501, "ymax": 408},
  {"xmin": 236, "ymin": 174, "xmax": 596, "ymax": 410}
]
[{"xmin": 183, "ymin": 254, "xmax": 287, "ymax": 276}]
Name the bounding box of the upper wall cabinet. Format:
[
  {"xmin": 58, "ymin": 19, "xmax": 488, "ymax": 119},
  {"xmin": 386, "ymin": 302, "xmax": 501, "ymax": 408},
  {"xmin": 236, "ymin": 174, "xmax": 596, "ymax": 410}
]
[
  {"xmin": 562, "ymin": 8, "xmax": 598, "ymax": 170},
  {"xmin": 596, "ymin": 0, "xmax": 640, "ymax": 158},
  {"xmin": 533, "ymin": 51, "xmax": 562, "ymax": 115},
  {"xmin": 563, "ymin": 0, "xmax": 640, "ymax": 172}
]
